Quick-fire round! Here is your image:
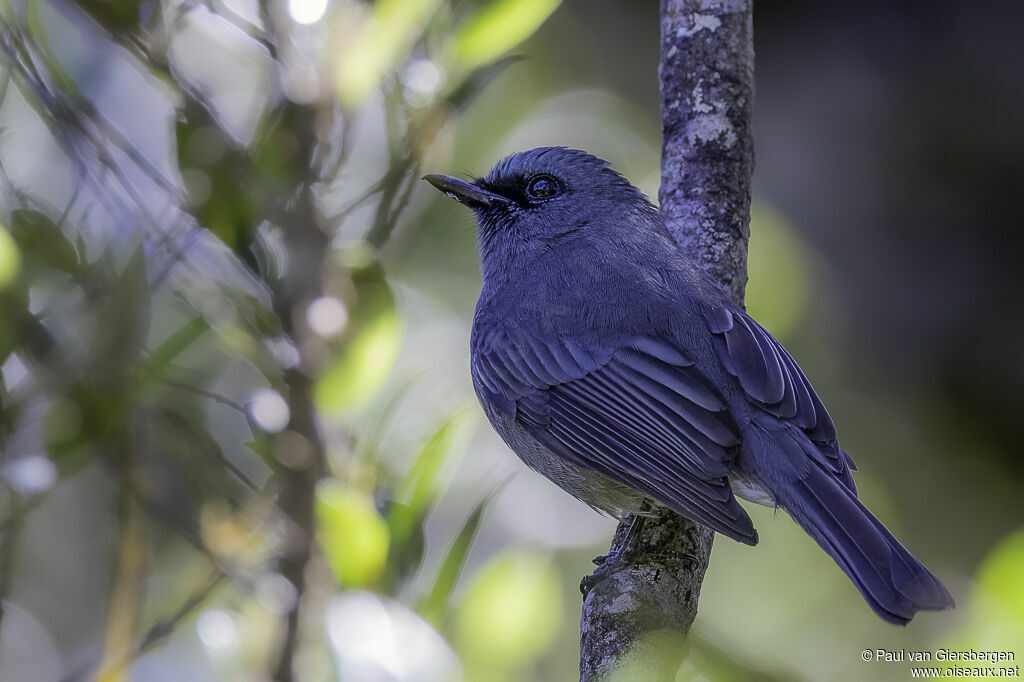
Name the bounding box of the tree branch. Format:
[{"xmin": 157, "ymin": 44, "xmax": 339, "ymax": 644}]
[
  {"xmin": 579, "ymin": 1, "xmax": 754, "ymax": 679},
  {"xmin": 659, "ymin": 0, "xmax": 754, "ymax": 305}
]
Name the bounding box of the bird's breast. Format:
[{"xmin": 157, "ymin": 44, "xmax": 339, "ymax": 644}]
[{"xmin": 475, "ymin": 391, "xmax": 651, "ymax": 518}]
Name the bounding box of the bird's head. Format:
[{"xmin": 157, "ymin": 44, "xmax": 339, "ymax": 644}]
[{"xmin": 424, "ymin": 147, "xmax": 657, "ymax": 279}]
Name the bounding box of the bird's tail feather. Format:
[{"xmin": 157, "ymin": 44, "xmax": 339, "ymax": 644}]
[{"xmin": 775, "ymin": 463, "xmax": 954, "ymax": 625}]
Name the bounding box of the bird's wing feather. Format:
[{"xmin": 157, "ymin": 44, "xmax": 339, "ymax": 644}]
[
  {"xmin": 702, "ymin": 306, "xmax": 858, "ymax": 489},
  {"xmin": 474, "ymin": 332, "xmax": 758, "ymax": 544}
]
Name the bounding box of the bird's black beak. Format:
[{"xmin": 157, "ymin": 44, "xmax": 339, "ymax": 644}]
[{"xmin": 423, "ymin": 174, "xmax": 510, "ymax": 208}]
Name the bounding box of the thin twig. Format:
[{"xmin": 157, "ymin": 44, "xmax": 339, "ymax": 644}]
[
  {"xmin": 0, "ymin": 491, "xmax": 23, "ymax": 634},
  {"xmin": 159, "ymin": 378, "xmax": 246, "ymax": 413},
  {"xmin": 137, "ymin": 568, "xmax": 227, "ymax": 651}
]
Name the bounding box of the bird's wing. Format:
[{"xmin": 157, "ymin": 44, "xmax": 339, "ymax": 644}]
[
  {"xmin": 702, "ymin": 306, "xmax": 857, "ymax": 490},
  {"xmin": 473, "ymin": 332, "xmax": 757, "ymax": 544}
]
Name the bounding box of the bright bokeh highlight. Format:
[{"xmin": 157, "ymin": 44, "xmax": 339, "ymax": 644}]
[{"xmin": 288, "ymin": 0, "xmax": 329, "ymax": 25}]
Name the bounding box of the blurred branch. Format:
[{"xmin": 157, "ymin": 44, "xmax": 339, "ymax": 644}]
[
  {"xmin": 3, "ymin": 0, "xmax": 234, "ymax": 290},
  {"xmin": 253, "ymin": 7, "xmax": 329, "ymax": 681},
  {"xmin": 0, "ymin": 19, "xmax": 205, "ymax": 290},
  {"xmin": 363, "ymin": 56, "xmax": 525, "ymax": 249},
  {"xmin": 73, "ymin": 563, "xmax": 228, "ymax": 679},
  {"xmin": 327, "ymin": 178, "xmax": 386, "ymax": 227},
  {"xmin": 96, "ymin": 475, "xmax": 149, "ymax": 682},
  {"xmin": 180, "ymin": 0, "xmax": 276, "ymax": 56},
  {"xmin": 578, "ymin": 0, "xmax": 755, "ymax": 679},
  {"xmin": 364, "ymin": 154, "xmax": 420, "ymax": 249},
  {"xmin": 159, "ymin": 379, "xmax": 246, "ymax": 414},
  {"xmin": 0, "ymin": 491, "xmax": 22, "ymax": 634},
  {"xmin": 0, "ymin": 22, "xmax": 181, "ymax": 201},
  {"xmin": 137, "ymin": 568, "xmax": 227, "ymax": 652}
]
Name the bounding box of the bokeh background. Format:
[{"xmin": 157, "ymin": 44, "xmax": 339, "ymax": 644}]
[{"xmin": 0, "ymin": 0, "xmax": 1022, "ymax": 680}]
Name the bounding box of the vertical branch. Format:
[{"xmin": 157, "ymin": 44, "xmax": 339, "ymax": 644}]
[
  {"xmin": 256, "ymin": 10, "xmax": 329, "ymax": 682},
  {"xmin": 266, "ymin": 113, "xmax": 330, "ymax": 681},
  {"xmin": 271, "ymin": 367, "xmax": 326, "ymax": 682},
  {"xmin": 0, "ymin": 493, "xmax": 21, "ymax": 633},
  {"xmin": 659, "ymin": 0, "xmax": 755, "ymax": 305},
  {"xmin": 579, "ymin": 1, "xmax": 754, "ymax": 680}
]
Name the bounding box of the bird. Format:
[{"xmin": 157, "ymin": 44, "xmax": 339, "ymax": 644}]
[{"xmin": 423, "ymin": 146, "xmax": 954, "ymax": 625}]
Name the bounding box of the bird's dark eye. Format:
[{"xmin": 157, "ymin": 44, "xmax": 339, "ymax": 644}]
[{"xmin": 525, "ymin": 174, "xmax": 560, "ymax": 200}]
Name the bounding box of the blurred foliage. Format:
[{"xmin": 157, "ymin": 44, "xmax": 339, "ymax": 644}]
[
  {"xmin": 0, "ymin": 0, "xmax": 564, "ymax": 679},
  {"xmin": 386, "ymin": 406, "xmax": 476, "ymax": 553},
  {"xmin": 605, "ymin": 630, "xmax": 689, "ymax": 682},
  {"xmin": 333, "ymin": 0, "xmax": 443, "ymax": 107},
  {"xmin": 0, "ymin": 0, "xmax": 1020, "ymax": 680},
  {"xmin": 315, "ymin": 256, "xmax": 403, "ymax": 414},
  {"xmin": 455, "ymin": 551, "xmax": 563, "ymax": 678},
  {"xmin": 0, "ymin": 223, "xmax": 17, "ymax": 289},
  {"xmin": 454, "ymin": 0, "xmax": 561, "ymax": 69},
  {"xmin": 315, "ymin": 478, "xmax": 390, "ymax": 588},
  {"xmin": 745, "ymin": 203, "xmax": 810, "ymax": 341},
  {"xmin": 417, "ymin": 485, "xmax": 497, "ymax": 627},
  {"xmin": 947, "ymin": 527, "xmax": 1024, "ymax": 658}
]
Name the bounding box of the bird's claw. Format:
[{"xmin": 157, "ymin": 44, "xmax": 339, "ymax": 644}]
[{"xmin": 580, "ymin": 548, "xmax": 627, "ymax": 596}]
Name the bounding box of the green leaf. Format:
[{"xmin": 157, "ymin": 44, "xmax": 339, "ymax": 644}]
[
  {"xmin": 54, "ymin": 383, "xmax": 129, "ymax": 454},
  {"xmin": 445, "ymin": 55, "xmax": 524, "ymax": 113},
  {"xmin": 9, "ymin": 209, "xmax": 78, "ymax": 275},
  {"xmin": 141, "ymin": 316, "xmax": 210, "ymax": 381},
  {"xmin": 333, "ymin": 0, "xmax": 444, "ymax": 108},
  {"xmin": 315, "ymin": 307, "xmax": 401, "ymax": 410},
  {"xmin": 0, "ymin": 223, "xmax": 19, "ymax": 289},
  {"xmin": 176, "ymin": 101, "xmax": 261, "ymax": 261},
  {"xmin": 355, "ymin": 372, "xmax": 421, "ymax": 465},
  {"xmin": 26, "ymin": 0, "xmax": 82, "ymax": 99},
  {"xmin": 387, "ymin": 407, "xmax": 477, "ymax": 548},
  {"xmin": 417, "ymin": 485, "xmax": 501, "ymax": 627},
  {"xmin": 315, "ymin": 479, "xmax": 390, "ymax": 588},
  {"xmin": 454, "ymin": 551, "xmax": 562, "ymax": 672},
  {"xmin": 314, "ymin": 261, "xmax": 403, "ymax": 414},
  {"xmin": 0, "ymin": 219, "xmax": 26, "ymax": 366},
  {"xmin": 976, "ymin": 528, "xmax": 1024, "ymax": 624},
  {"xmin": 216, "ymin": 287, "xmax": 282, "ymax": 339},
  {"xmin": 95, "ymin": 243, "xmax": 151, "ymax": 374},
  {"xmin": 942, "ymin": 528, "xmax": 1024, "ymax": 667},
  {"xmin": 75, "ymin": 0, "xmax": 146, "ymax": 35},
  {"xmin": 453, "ymin": 0, "xmax": 562, "ymax": 70},
  {"xmin": 41, "ymin": 397, "xmax": 83, "ymax": 454}
]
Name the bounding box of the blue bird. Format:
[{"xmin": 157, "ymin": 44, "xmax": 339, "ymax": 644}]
[{"xmin": 424, "ymin": 147, "xmax": 954, "ymax": 625}]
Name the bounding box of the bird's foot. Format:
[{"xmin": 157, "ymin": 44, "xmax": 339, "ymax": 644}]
[
  {"xmin": 580, "ymin": 546, "xmax": 702, "ymax": 596},
  {"xmin": 581, "ymin": 549, "xmax": 627, "ymax": 596},
  {"xmin": 580, "ymin": 514, "xmax": 647, "ymax": 596}
]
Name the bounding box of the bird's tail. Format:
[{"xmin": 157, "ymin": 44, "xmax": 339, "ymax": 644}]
[{"xmin": 774, "ymin": 463, "xmax": 954, "ymax": 625}]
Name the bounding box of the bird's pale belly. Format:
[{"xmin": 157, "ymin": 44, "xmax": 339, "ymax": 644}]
[
  {"xmin": 484, "ymin": 405, "xmax": 651, "ymax": 519},
  {"xmin": 487, "ymin": 400, "xmax": 776, "ymax": 516}
]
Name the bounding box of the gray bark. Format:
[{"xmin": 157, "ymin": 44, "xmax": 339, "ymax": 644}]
[
  {"xmin": 660, "ymin": 0, "xmax": 755, "ymax": 304},
  {"xmin": 578, "ymin": 1, "xmax": 754, "ymax": 679}
]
